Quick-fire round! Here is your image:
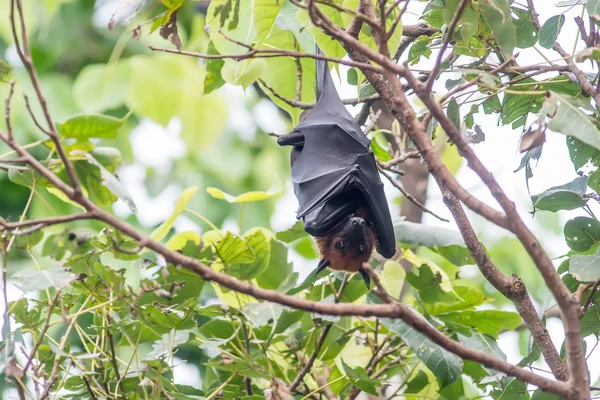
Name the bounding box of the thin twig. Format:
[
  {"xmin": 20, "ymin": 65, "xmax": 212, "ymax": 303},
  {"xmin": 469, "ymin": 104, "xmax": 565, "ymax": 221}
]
[
  {"xmin": 378, "ymin": 166, "xmax": 449, "ymax": 222},
  {"xmin": 425, "ymin": 0, "xmax": 470, "ymax": 92},
  {"xmin": 289, "ymin": 274, "xmax": 350, "ymax": 392},
  {"xmin": 4, "ymin": 80, "xmax": 15, "ymax": 141},
  {"xmin": 581, "ymin": 280, "xmax": 600, "ymax": 317}
]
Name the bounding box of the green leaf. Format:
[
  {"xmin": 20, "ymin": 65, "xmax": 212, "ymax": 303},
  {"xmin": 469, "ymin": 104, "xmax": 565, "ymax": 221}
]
[
  {"xmin": 229, "ymin": 229, "xmax": 270, "ymax": 280},
  {"xmin": 216, "ymin": 232, "xmax": 255, "ymax": 264},
  {"xmin": 458, "ymin": 332, "xmax": 506, "ymax": 374},
  {"xmin": 567, "ymin": 136, "xmax": 600, "ymax": 171},
  {"xmin": 76, "ymin": 151, "xmax": 137, "ymax": 213},
  {"xmin": 587, "ymin": 0, "xmax": 600, "ymax": 19},
  {"xmin": 207, "ymin": 181, "xmax": 284, "ymax": 203},
  {"xmin": 274, "ymin": 0, "xmax": 314, "ymax": 51},
  {"xmin": 426, "ymin": 285, "xmax": 487, "ymax": 314},
  {"xmin": 531, "ymin": 176, "xmax": 588, "ymax": 212},
  {"xmin": 408, "ymin": 35, "xmax": 433, "ymax": 66},
  {"xmin": 447, "ymin": 98, "xmax": 460, "ymax": 130},
  {"xmin": 370, "ymin": 136, "xmax": 392, "ymax": 162},
  {"xmin": 8, "ymin": 168, "xmax": 45, "ymax": 188},
  {"xmin": 547, "ymin": 92, "xmax": 600, "ymax": 151},
  {"xmin": 275, "ymin": 220, "xmax": 307, "ymax": 243},
  {"xmin": 438, "ymin": 310, "xmax": 522, "ymax": 338},
  {"xmin": 512, "ymin": 8, "xmax": 538, "ymax": 49},
  {"xmin": 570, "ymin": 247, "xmax": 600, "ymax": 282},
  {"xmin": 376, "ymin": 302, "xmax": 462, "ymax": 387},
  {"xmin": 13, "ymin": 229, "xmax": 44, "ymax": 249},
  {"xmin": 150, "ymin": 187, "xmax": 198, "ymax": 241},
  {"xmin": 394, "ymin": 221, "xmax": 474, "ymax": 265},
  {"xmin": 580, "ymin": 302, "xmax": 600, "ymax": 336},
  {"xmin": 166, "ymin": 231, "xmax": 201, "ymax": 251},
  {"xmin": 204, "ymin": 41, "xmax": 226, "ymax": 94},
  {"xmin": 12, "ymin": 265, "xmax": 75, "ymax": 293},
  {"xmin": 0, "ymin": 59, "xmax": 13, "ymax": 79},
  {"xmin": 256, "ymin": 239, "xmax": 293, "ymax": 290},
  {"xmin": 405, "ymin": 370, "xmax": 429, "ymax": 394},
  {"xmin": 126, "ymin": 55, "xmax": 205, "ymax": 127},
  {"xmin": 73, "ymin": 62, "xmax": 131, "ymax": 113},
  {"xmin": 538, "ymin": 15, "xmax": 565, "ymax": 49},
  {"xmin": 221, "ymin": 58, "xmax": 266, "ymax": 89},
  {"xmin": 341, "ymin": 359, "xmax": 378, "ymax": 395},
  {"xmin": 564, "ymin": 217, "xmax": 600, "ymax": 252},
  {"xmin": 480, "ymin": 0, "xmax": 516, "ymax": 58},
  {"xmin": 497, "ymin": 378, "xmax": 530, "ymax": 400},
  {"xmin": 56, "ymin": 113, "xmax": 128, "ymax": 140}
]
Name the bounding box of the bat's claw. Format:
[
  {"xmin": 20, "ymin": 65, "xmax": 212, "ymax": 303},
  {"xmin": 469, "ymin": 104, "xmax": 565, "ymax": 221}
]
[
  {"xmin": 315, "ymin": 259, "xmax": 330, "ymax": 276},
  {"xmin": 359, "ymin": 268, "xmax": 370, "ymax": 289}
]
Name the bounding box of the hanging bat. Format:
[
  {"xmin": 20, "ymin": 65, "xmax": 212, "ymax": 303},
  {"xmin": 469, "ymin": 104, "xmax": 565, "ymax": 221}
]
[{"xmin": 277, "ymin": 51, "xmax": 396, "ymax": 288}]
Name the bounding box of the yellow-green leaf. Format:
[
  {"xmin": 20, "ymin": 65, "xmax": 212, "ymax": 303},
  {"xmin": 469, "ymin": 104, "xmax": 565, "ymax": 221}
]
[
  {"xmin": 150, "ymin": 187, "xmax": 198, "ymax": 241},
  {"xmin": 56, "ymin": 113, "xmax": 129, "ymax": 140},
  {"xmin": 166, "ymin": 231, "xmax": 201, "ymax": 251},
  {"xmin": 381, "ymin": 260, "xmax": 405, "ymax": 299},
  {"xmin": 207, "ymin": 181, "xmax": 284, "ymax": 203}
]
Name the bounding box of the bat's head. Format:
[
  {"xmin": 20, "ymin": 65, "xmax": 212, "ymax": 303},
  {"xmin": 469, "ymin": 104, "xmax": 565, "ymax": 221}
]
[{"xmin": 316, "ymin": 215, "xmax": 375, "ymax": 274}]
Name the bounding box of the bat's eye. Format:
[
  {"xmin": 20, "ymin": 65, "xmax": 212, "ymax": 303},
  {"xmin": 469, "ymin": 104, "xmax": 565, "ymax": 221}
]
[
  {"xmin": 359, "ymin": 245, "xmax": 367, "ymax": 254},
  {"xmin": 335, "ymin": 241, "xmax": 345, "ymax": 250}
]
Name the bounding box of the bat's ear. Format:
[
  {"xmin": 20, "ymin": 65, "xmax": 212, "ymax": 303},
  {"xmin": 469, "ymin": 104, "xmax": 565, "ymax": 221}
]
[
  {"xmin": 359, "ymin": 268, "xmax": 371, "ymax": 289},
  {"xmin": 315, "ymin": 259, "xmax": 330, "ymax": 275},
  {"xmin": 277, "ymin": 131, "xmax": 305, "ymax": 147}
]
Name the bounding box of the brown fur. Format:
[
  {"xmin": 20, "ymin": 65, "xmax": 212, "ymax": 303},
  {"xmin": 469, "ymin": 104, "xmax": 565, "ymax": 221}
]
[{"xmin": 315, "ymin": 209, "xmax": 376, "ymax": 273}]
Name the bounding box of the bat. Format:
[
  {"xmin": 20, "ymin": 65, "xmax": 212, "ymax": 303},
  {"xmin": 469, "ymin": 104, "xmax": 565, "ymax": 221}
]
[{"xmin": 277, "ymin": 51, "xmax": 396, "ymax": 288}]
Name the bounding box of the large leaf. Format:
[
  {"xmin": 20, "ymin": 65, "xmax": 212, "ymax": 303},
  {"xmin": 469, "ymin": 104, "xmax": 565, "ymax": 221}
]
[
  {"xmin": 426, "ymin": 285, "xmax": 488, "ymax": 315},
  {"xmin": 73, "ymin": 62, "xmax": 131, "ymax": 113},
  {"xmin": 458, "ymin": 332, "xmax": 506, "ymax": 374},
  {"xmin": 531, "ymin": 176, "xmax": 588, "ymax": 212},
  {"xmin": 564, "ymin": 217, "xmax": 600, "ymax": 252},
  {"xmin": 547, "ymin": 92, "xmax": 600, "ymax": 151},
  {"xmin": 512, "ymin": 7, "xmax": 538, "ymax": 49},
  {"xmin": 438, "ymin": 310, "xmax": 522, "ymax": 338},
  {"xmin": 216, "ymin": 232, "xmax": 255, "ymax": 265},
  {"xmin": 12, "ymin": 266, "xmax": 76, "ymax": 293},
  {"xmin": 380, "ymin": 260, "xmax": 405, "ymax": 299},
  {"xmin": 150, "ymin": 187, "xmax": 198, "ymax": 241},
  {"xmin": 373, "ymin": 296, "xmax": 462, "ymax": 387},
  {"xmin": 275, "ymin": 220, "xmax": 307, "ymax": 243},
  {"xmin": 570, "ymin": 247, "xmax": 600, "ymax": 282},
  {"xmin": 497, "ymin": 378, "xmax": 530, "ymax": 400},
  {"xmin": 480, "ymin": 0, "xmax": 516, "ymax": 58},
  {"xmin": 588, "ymin": 0, "xmax": 600, "ymax": 19},
  {"xmin": 394, "ymin": 221, "xmax": 474, "ymax": 266},
  {"xmin": 259, "ymin": 25, "xmax": 316, "ymax": 123},
  {"xmin": 256, "ymin": 239, "xmax": 293, "ymax": 290},
  {"xmin": 538, "ymin": 15, "xmax": 565, "ymax": 48},
  {"xmin": 56, "ymin": 113, "xmax": 128, "ymax": 140},
  {"xmin": 228, "ymin": 229, "xmax": 270, "ymax": 280},
  {"xmin": 126, "ymin": 55, "xmax": 206, "ymax": 127},
  {"xmin": 274, "ymin": 0, "xmax": 314, "ymax": 51},
  {"xmin": 341, "ymin": 359, "xmax": 378, "ymax": 395}
]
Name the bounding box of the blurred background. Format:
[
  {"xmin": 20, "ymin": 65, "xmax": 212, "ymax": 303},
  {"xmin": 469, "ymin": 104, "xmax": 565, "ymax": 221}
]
[{"xmin": 0, "ymin": 0, "xmax": 598, "ymax": 395}]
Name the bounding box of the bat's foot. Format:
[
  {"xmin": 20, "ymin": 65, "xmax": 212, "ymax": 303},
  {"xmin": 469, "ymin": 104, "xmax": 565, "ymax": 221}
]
[
  {"xmin": 359, "ymin": 268, "xmax": 370, "ymax": 289},
  {"xmin": 315, "ymin": 259, "xmax": 330, "ymax": 276}
]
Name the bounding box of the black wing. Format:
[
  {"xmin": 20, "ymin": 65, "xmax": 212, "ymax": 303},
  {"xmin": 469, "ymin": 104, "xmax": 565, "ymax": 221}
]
[{"xmin": 277, "ymin": 51, "xmax": 396, "ymax": 259}]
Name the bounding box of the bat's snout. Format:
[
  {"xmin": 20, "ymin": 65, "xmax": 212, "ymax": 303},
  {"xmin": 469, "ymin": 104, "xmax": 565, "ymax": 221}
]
[{"xmin": 350, "ymin": 217, "xmax": 365, "ymax": 227}]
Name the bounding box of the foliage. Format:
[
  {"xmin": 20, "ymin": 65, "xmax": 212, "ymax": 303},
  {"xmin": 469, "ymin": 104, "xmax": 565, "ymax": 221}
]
[{"xmin": 0, "ymin": 0, "xmax": 599, "ymax": 399}]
